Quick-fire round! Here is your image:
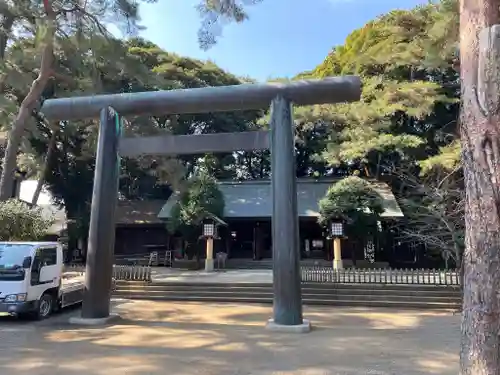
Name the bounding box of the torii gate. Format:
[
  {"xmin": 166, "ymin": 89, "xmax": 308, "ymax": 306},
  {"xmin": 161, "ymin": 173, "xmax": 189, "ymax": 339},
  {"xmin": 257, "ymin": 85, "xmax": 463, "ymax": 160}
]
[{"xmin": 40, "ymin": 76, "xmax": 361, "ymax": 331}]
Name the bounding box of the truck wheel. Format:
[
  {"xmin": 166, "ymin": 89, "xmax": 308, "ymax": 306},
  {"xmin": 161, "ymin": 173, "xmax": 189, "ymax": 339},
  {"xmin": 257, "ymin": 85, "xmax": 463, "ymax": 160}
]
[{"xmin": 37, "ymin": 293, "xmax": 54, "ymax": 320}]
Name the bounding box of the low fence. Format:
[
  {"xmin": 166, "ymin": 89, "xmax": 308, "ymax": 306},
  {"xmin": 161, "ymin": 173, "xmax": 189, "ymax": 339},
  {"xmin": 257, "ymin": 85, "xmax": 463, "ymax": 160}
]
[
  {"xmin": 114, "ymin": 251, "xmax": 173, "ymax": 267},
  {"xmin": 300, "ymin": 266, "xmax": 461, "ymax": 286},
  {"xmin": 64, "ymin": 264, "xmax": 152, "ymax": 282},
  {"xmin": 64, "ymin": 264, "xmax": 85, "ymax": 273},
  {"xmin": 64, "ymin": 263, "xmax": 459, "ymax": 286},
  {"xmin": 113, "ymin": 265, "xmax": 152, "ymax": 282}
]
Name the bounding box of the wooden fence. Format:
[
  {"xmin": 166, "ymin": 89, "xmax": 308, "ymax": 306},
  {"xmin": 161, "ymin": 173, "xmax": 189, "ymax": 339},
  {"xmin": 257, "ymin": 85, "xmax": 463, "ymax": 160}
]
[{"xmin": 300, "ymin": 266, "xmax": 461, "ymax": 286}]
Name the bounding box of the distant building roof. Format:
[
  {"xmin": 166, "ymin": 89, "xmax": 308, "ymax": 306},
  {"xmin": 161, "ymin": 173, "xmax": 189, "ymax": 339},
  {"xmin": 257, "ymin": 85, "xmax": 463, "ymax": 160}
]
[
  {"xmin": 158, "ymin": 179, "xmax": 404, "ymax": 220},
  {"xmin": 18, "ymin": 181, "xmax": 166, "ymax": 234},
  {"xmin": 115, "ymin": 200, "xmax": 166, "ymax": 225}
]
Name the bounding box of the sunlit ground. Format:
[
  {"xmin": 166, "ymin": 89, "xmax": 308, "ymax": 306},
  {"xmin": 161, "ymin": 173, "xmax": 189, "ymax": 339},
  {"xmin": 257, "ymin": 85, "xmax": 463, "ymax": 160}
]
[{"xmin": 0, "ymin": 300, "xmax": 460, "ymax": 375}]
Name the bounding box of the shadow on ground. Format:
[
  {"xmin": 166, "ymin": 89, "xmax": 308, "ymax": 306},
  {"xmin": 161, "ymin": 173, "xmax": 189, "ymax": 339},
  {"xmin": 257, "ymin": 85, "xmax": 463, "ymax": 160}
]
[{"xmin": 0, "ymin": 300, "xmax": 459, "ymax": 375}]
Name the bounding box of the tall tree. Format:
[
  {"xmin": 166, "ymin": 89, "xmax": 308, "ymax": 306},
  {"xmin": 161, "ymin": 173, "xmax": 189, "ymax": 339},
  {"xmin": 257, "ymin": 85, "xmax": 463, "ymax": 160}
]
[
  {"xmin": 0, "ymin": 0, "xmax": 57, "ymax": 200},
  {"xmin": 459, "ymin": 0, "xmax": 500, "ymax": 374},
  {"xmin": 0, "ymin": 0, "xmax": 156, "ymax": 201},
  {"xmin": 24, "ymin": 37, "xmax": 262, "ymax": 246},
  {"xmin": 292, "ymin": 2, "xmax": 460, "ymax": 182}
]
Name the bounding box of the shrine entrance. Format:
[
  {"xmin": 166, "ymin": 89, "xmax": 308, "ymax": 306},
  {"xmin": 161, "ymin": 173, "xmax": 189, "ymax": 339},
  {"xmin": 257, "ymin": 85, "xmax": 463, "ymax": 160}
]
[{"xmin": 40, "ymin": 76, "xmax": 361, "ymax": 328}]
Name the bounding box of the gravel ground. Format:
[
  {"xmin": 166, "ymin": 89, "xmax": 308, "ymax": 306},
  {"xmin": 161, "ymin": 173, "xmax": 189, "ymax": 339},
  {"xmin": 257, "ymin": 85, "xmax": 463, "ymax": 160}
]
[{"xmin": 0, "ymin": 300, "xmax": 460, "ymax": 375}]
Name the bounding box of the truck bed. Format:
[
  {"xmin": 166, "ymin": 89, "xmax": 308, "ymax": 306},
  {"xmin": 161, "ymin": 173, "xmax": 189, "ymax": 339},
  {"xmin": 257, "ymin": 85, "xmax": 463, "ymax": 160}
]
[
  {"xmin": 61, "ymin": 272, "xmax": 85, "ymax": 293},
  {"xmin": 59, "ymin": 272, "xmax": 85, "ymax": 308}
]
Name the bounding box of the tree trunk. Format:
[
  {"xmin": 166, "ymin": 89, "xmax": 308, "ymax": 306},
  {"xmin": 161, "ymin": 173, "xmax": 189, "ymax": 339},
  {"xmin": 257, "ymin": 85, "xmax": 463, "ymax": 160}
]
[
  {"xmin": 259, "ymin": 153, "xmax": 265, "ymax": 178},
  {"xmin": 0, "ymin": 11, "xmax": 15, "ymax": 60},
  {"xmin": 374, "ymin": 153, "xmax": 382, "ymax": 179},
  {"xmin": 31, "ymin": 126, "xmax": 58, "ymax": 205},
  {"xmin": 0, "ymin": 2, "xmax": 56, "ymax": 201},
  {"xmin": 459, "ymin": 1, "xmax": 500, "ymax": 374}
]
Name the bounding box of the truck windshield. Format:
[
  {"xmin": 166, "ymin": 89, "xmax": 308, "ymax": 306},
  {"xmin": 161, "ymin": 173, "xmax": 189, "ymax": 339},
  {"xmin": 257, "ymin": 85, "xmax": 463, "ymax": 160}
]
[
  {"xmin": 0, "ymin": 244, "xmax": 34, "ymax": 267},
  {"xmin": 0, "ymin": 244, "xmax": 33, "ymax": 281}
]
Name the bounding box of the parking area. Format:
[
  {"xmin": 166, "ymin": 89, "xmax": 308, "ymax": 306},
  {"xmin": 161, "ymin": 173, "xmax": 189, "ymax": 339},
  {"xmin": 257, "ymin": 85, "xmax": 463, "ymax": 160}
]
[{"xmin": 0, "ymin": 300, "xmax": 460, "ymax": 375}]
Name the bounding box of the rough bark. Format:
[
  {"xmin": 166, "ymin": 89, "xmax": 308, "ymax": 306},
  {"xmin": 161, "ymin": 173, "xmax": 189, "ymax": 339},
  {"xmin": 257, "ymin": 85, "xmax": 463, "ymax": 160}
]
[
  {"xmin": 0, "ymin": 1, "xmax": 56, "ymax": 201},
  {"xmin": 459, "ymin": 1, "xmax": 500, "ymax": 374},
  {"xmin": 31, "ymin": 125, "xmax": 58, "ymax": 205}
]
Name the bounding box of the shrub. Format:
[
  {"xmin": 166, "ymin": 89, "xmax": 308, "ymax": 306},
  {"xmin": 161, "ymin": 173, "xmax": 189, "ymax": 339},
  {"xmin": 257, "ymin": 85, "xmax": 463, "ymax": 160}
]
[
  {"xmin": 318, "ymin": 176, "xmax": 384, "ymax": 238},
  {"xmin": 0, "ymin": 199, "xmax": 55, "ymax": 241}
]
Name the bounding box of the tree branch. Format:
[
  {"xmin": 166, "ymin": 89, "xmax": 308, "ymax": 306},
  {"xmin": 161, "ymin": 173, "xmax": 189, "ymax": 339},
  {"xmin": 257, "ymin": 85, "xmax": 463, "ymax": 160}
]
[{"xmin": 0, "ymin": 0, "xmax": 56, "ymax": 200}]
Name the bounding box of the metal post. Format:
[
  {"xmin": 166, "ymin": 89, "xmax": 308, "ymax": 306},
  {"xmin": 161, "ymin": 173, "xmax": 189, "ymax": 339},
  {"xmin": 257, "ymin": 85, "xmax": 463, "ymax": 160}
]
[
  {"xmin": 81, "ymin": 107, "xmax": 121, "ymax": 319},
  {"xmin": 269, "ymin": 95, "xmax": 303, "ymax": 326}
]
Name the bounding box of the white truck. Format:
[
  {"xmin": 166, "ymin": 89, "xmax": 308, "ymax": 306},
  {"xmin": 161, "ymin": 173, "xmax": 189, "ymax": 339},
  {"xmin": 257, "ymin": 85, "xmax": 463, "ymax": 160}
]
[{"xmin": 0, "ymin": 242, "xmax": 85, "ymax": 319}]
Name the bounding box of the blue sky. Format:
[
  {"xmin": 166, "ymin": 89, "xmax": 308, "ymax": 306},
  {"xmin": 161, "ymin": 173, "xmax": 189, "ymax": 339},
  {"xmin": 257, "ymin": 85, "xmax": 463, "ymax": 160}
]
[{"xmin": 138, "ymin": 0, "xmax": 428, "ymax": 81}]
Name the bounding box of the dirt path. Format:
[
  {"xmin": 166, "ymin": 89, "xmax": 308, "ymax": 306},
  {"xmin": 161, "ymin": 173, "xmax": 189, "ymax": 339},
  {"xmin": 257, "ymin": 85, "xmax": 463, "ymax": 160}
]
[{"xmin": 0, "ymin": 300, "xmax": 459, "ymax": 375}]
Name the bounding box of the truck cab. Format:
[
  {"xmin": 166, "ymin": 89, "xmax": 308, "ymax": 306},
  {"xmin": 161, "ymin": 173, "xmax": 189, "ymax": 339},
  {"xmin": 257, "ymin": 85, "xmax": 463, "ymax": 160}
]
[{"xmin": 0, "ymin": 242, "xmax": 84, "ymax": 319}]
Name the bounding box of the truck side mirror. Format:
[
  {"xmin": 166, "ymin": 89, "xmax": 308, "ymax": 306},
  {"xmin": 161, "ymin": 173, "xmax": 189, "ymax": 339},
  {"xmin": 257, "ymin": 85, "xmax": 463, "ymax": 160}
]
[{"xmin": 22, "ymin": 256, "xmax": 32, "ymax": 269}]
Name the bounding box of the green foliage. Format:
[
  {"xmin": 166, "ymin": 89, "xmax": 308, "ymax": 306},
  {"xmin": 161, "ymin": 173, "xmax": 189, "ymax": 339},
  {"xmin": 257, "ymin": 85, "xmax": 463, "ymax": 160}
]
[
  {"xmin": 34, "ymin": 122, "xmax": 96, "ymax": 242},
  {"xmin": 1, "ymin": 0, "xmax": 253, "ymax": 199},
  {"xmin": 311, "ymin": 1, "xmax": 458, "ymax": 77},
  {"xmin": 318, "ymin": 177, "xmax": 384, "ymax": 238},
  {"xmin": 196, "ymin": 0, "xmax": 262, "ymax": 49},
  {"xmin": 294, "ymin": 0, "xmax": 460, "ymax": 180},
  {"xmin": 23, "ymin": 37, "xmax": 262, "ymax": 243},
  {"xmin": 168, "ymin": 174, "xmax": 225, "ymax": 239},
  {"xmin": 419, "ymin": 140, "xmax": 461, "ymax": 175},
  {"xmin": 0, "ymin": 0, "xmax": 465, "ymax": 259},
  {"xmin": 0, "ymin": 199, "xmax": 54, "ymax": 241},
  {"xmin": 0, "ymin": 0, "xmax": 158, "ymax": 114}
]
